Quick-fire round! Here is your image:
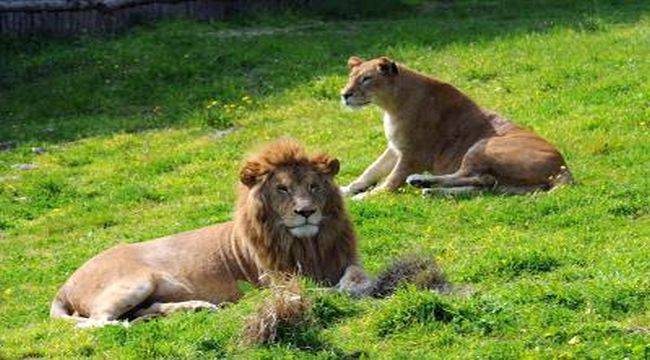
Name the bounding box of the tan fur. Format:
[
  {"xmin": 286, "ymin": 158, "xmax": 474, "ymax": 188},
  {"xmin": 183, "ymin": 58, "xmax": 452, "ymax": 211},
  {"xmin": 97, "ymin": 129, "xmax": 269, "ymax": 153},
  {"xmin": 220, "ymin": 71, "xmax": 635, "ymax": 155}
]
[
  {"xmin": 51, "ymin": 139, "xmax": 368, "ymax": 327},
  {"xmin": 340, "ymin": 56, "xmax": 573, "ymax": 197}
]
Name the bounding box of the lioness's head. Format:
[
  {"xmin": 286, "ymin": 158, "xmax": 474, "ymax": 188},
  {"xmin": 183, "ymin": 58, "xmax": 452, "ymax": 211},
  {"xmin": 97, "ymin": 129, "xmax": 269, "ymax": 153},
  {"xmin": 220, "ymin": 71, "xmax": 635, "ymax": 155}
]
[
  {"xmin": 239, "ymin": 139, "xmax": 341, "ymax": 239},
  {"xmin": 340, "ymin": 56, "xmax": 399, "ymax": 108}
]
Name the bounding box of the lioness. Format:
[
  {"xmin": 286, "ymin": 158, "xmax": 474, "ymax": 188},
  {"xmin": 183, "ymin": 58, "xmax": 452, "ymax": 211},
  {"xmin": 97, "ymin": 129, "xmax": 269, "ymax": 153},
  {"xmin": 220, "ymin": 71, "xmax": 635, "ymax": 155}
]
[
  {"xmin": 340, "ymin": 56, "xmax": 573, "ymax": 198},
  {"xmin": 51, "ymin": 139, "xmax": 371, "ymax": 327}
]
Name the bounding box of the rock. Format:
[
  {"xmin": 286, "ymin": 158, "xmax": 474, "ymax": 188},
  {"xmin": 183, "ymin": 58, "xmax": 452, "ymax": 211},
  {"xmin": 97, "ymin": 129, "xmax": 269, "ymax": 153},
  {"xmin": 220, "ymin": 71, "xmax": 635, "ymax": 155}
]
[
  {"xmin": 209, "ymin": 127, "xmax": 237, "ymax": 140},
  {"xmin": 32, "ymin": 147, "xmax": 46, "ymax": 154},
  {"xmin": 12, "ymin": 164, "xmax": 38, "ymax": 171}
]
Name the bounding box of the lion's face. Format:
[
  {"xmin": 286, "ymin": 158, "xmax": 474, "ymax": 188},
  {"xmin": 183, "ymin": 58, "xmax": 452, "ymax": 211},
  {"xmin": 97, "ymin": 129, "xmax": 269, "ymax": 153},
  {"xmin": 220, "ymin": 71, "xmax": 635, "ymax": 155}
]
[
  {"xmin": 240, "ymin": 141, "xmax": 341, "ymax": 239},
  {"xmin": 262, "ymin": 166, "xmax": 331, "ymax": 238},
  {"xmin": 340, "ymin": 56, "xmax": 399, "ymax": 108}
]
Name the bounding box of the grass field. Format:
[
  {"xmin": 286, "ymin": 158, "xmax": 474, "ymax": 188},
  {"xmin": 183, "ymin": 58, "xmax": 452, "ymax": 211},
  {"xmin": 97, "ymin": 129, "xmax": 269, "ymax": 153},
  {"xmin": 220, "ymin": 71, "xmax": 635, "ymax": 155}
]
[{"xmin": 1, "ymin": 0, "xmax": 649, "ymax": 358}]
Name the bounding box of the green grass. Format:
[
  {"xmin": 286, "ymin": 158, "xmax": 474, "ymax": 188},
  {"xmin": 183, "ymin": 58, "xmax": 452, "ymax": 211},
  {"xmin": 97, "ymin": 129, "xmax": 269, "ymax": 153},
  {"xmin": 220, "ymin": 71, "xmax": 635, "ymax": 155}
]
[{"xmin": 1, "ymin": 0, "xmax": 649, "ymax": 358}]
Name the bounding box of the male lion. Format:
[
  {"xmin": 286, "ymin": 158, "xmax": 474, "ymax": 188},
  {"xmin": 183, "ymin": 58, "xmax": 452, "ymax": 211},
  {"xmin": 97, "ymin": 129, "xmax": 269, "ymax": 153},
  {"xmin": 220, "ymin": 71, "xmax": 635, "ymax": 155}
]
[
  {"xmin": 340, "ymin": 56, "xmax": 573, "ymax": 198},
  {"xmin": 50, "ymin": 139, "xmax": 371, "ymax": 327}
]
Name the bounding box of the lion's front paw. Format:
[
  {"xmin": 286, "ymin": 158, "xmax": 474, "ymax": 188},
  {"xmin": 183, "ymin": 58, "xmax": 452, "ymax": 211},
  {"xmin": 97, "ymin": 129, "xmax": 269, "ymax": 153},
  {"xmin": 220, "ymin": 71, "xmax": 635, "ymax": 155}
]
[
  {"xmin": 185, "ymin": 300, "xmax": 220, "ymax": 312},
  {"xmin": 76, "ymin": 319, "xmax": 129, "ymax": 329},
  {"xmin": 336, "ymin": 265, "xmax": 374, "ymax": 298}
]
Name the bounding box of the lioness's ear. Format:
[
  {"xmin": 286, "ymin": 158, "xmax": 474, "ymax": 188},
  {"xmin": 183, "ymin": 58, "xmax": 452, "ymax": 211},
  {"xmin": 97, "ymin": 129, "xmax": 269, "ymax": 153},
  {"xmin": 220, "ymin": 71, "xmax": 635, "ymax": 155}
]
[
  {"xmin": 377, "ymin": 57, "xmax": 398, "ymax": 76},
  {"xmin": 312, "ymin": 155, "xmax": 340, "ymax": 176},
  {"xmin": 347, "ymin": 56, "xmax": 363, "ymax": 70},
  {"xmin": 240, "ymin": 160, "xmax": 266, "ymax": 187}
]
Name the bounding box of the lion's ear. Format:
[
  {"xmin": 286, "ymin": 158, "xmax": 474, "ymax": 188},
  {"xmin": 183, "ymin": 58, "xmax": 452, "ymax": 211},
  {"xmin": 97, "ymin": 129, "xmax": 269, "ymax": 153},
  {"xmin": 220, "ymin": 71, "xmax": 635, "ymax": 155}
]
[
  {"xmin": 377, "ymin": 57, "xmax": 398, "ymax": 76},
  {"xmin": 240, "ymin": 160, "xmax": 267, "ymax": 187},
  {"xmin": 312, "ymin": 155, "xmax": 340, "ymax": 176},
  {"xmin": 347, "ymin": 56, "xmax": 363, "ymax": 70}
]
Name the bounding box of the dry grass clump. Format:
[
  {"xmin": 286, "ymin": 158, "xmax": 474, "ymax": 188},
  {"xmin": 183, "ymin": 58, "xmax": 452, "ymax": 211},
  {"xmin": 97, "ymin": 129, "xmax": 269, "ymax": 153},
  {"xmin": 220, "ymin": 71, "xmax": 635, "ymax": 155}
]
[
  {"xmin": 243, "ymin": 273, "xmax": 312, "ymax": 345},
  {"xmin": 371, "ymin": 254, "xmax": 450, "ymax": 298}
]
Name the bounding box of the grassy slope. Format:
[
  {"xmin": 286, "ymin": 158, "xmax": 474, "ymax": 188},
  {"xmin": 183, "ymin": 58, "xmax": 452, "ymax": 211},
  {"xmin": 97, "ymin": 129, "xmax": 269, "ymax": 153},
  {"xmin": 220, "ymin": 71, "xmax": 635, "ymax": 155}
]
[{"xmin": 1, "ymin": 1, "xmax": 649, "ymax": 358}]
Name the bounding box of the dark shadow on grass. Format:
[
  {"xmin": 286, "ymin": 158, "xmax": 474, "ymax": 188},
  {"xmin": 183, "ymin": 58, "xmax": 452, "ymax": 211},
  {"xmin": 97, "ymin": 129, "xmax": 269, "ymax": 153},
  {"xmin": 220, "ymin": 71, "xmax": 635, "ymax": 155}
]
[
  {"xmin": 464, "ymin": 251, "xmax": 564, "ymax": 282},
  {"xmin": 0, "ymin": 0, "xmax": 647, "ymax": 144},
  {"xmin": 265, "ymin": 320, "xmax": 366, "ymax": 359}
]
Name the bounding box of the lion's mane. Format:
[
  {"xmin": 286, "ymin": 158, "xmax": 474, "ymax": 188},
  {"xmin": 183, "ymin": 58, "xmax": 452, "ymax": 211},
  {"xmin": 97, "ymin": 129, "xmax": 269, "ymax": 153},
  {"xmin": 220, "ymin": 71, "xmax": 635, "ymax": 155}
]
[{"xmin": 234, "ymin": 139, "xmax": 358, "ymax": 285}]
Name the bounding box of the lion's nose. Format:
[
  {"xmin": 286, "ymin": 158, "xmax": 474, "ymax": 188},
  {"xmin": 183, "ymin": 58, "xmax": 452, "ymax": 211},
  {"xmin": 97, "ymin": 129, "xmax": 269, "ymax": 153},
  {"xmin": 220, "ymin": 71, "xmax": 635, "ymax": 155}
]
[
  {"xmin": 294, "ymin": 208, "xmax": 316, "ymax": 218},
  {"xmin": 342, "ymin": 92, "xmax": 353, "ymax": 100}
]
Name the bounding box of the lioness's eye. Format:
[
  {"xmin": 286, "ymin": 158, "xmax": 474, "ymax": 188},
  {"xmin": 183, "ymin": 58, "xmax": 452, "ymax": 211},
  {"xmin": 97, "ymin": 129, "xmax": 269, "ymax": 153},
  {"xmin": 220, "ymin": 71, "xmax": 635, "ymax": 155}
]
[
  {"xmin": 277, "ymin": 185, "xmax": 289, "ymax": 194},
  {"xmin": 361, "ymin": 76, "xmax": 372, "ymax": 84}
]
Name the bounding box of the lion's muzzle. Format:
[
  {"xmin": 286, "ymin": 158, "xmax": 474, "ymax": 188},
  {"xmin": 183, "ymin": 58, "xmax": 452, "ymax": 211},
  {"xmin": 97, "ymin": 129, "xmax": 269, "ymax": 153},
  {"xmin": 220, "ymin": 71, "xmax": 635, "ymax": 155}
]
[
  {"xmin": 289, "ymin": 224, "xmax": 320, "ymax": 238},
  {"xmin": 285, "ymin": 207, "xmax": 322, "ymax": 238}
]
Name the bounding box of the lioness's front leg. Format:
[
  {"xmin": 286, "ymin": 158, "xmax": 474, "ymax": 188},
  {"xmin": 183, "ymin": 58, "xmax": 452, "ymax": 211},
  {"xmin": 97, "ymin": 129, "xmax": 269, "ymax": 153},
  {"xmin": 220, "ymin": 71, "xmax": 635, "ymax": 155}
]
[
  {"xmin": 354, "ymin": 156, "xmax": 417, "ymax": 199},
  {"xmin": 341, "ymin": 147, "xmax": 397, "ymax": 196}
]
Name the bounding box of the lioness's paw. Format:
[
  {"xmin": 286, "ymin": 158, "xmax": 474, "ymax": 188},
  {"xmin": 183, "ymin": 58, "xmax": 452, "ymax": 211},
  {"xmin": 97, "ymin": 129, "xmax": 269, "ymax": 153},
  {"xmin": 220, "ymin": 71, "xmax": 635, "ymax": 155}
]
[
  {"xmin": 421, "ymin": 188, "xmax": 436, "ymax": 197},
  {"xmin": 340, "ymin": 183, "xmax": 369, "ymax": 197},
  {"xmin": 406, "ymin": 174, "xmax": 433, "ymax": 188},
  {"xmin": 339, "ymin": 185, "xmax": 353, "ymax": 196},
  {"xmin": 422, "ymin": 188, "xmax": 452, "ymax": 197}
]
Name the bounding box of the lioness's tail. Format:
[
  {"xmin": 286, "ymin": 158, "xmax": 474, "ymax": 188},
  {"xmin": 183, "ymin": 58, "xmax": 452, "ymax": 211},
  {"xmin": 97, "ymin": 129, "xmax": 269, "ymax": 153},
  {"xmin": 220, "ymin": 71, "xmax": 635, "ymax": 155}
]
[{"xmin": 549, "ymin": 166, "xmax": 574, "ymax": 190}]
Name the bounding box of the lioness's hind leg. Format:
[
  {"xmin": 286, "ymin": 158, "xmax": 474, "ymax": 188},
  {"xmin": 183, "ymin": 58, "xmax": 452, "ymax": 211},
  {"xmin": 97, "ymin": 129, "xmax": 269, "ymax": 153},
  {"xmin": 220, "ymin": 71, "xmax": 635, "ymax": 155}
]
[
  {"xmin": 422, "ymin": 186, "xmax": 483, "ymax": 197},
  {"xmin": 132, "ymin": 300, "xmax": 220, "ymax": 320},
  {"xmin": 408, "ymin": 173, "xmax": 496, "ymax": 188},
  {"xmin": 423, "ymin": 184, "xmax": 548, "ymax": 197}
]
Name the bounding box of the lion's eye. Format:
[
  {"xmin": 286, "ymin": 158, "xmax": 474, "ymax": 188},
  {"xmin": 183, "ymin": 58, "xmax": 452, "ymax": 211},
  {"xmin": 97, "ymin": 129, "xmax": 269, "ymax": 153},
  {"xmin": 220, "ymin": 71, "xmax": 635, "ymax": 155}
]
[
  {"xmin": 277, "ymin": 185, "xmax": 289, "ymax": 194},
  {"xmin": 360, "ymin": 76, "xmax": 372, "ymax": 84},
  {"xmin": 309, "ymin": 183, "xmax": 320, "ymax": 192}
]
